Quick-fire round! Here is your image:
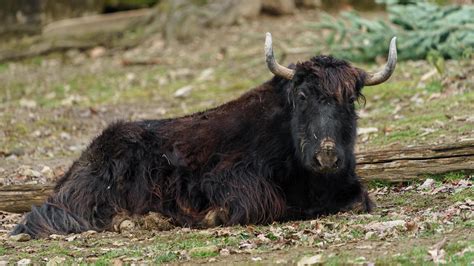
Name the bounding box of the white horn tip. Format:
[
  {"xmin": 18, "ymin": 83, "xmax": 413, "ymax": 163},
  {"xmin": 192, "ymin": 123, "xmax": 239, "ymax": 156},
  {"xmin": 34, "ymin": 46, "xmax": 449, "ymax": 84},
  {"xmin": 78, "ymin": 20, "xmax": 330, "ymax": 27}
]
[
  {"xmin": 265, "ymin": 32, "xmax": 273, "ymax": 56},
  {"xmin": 389, "ymin": 37, "xmax": 397, "ymax": 52}
]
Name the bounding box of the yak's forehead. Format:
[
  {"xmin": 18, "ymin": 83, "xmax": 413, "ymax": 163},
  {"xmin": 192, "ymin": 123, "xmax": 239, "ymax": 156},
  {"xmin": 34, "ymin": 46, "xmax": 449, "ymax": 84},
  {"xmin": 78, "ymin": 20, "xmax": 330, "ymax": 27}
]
[{"xmin": 295, "ymin": 55, "xmax": 364, "ymax": 102}]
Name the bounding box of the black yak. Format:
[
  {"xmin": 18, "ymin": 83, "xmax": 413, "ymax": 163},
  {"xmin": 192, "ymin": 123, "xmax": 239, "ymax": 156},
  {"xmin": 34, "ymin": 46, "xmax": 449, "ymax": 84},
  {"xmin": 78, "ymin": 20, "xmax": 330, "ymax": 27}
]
[{"xmin": 12, "ymin": 33, "xmax": 397, "ymax": 238}]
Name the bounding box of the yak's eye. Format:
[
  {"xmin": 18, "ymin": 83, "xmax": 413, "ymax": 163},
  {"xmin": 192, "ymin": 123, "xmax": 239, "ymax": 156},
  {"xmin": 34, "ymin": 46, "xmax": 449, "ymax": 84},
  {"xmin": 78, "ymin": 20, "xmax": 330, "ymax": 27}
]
[
  {"xmin": 349, "ymin": 96, "xmax": 356, "ymax": 104},
  {"xmin": 298, "ymin": 92, "xmax": 307, "ymax": 101}
]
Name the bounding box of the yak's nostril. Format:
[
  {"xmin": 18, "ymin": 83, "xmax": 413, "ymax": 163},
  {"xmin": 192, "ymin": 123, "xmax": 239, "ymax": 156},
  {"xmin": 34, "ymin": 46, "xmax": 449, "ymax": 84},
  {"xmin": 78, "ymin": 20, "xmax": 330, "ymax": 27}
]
[{"xmin": 314, "ymin": 156, "xmax": 321, "ymax": 167}]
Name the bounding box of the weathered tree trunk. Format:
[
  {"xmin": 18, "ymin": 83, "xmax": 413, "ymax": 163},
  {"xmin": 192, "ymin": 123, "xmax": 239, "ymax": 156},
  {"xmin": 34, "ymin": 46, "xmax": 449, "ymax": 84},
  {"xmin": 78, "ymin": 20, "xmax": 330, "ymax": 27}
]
[
  {"xmin": 356, "ymin": 140, "xmax": 474, "ymax": 182},
  {"xmin": 0, "ymin": 184, "xmax": 54, "ymax": 213},
  {"xmin": 0, "ymin": 140, "xmax": 472, "ymax": 213}
]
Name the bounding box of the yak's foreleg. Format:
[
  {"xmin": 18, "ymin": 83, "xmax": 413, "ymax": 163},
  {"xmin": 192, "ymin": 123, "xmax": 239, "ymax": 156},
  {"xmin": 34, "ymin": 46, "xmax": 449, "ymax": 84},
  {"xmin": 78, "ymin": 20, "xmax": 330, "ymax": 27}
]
[{"xmin": 344, "ymin": 185, "xmax": 375, "ymax": 213}]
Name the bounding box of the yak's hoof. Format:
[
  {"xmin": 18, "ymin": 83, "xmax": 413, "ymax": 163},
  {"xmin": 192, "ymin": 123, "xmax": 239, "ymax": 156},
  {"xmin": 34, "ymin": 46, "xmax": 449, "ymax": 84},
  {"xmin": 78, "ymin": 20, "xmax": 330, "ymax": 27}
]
[
  {"xmin": 201, "ymin": 208, "xmax": 229, "ymax": 228},
  {"xmin": 349, "ymin": 193, "xmax": 376, "ymax": 214},
  {"xmin": 111, "ymin": 213, "xmax": 135, "ymax": 233},
  {"xmin": 111, "ymin": 212, "xmax": 174, "ymax": 232}
]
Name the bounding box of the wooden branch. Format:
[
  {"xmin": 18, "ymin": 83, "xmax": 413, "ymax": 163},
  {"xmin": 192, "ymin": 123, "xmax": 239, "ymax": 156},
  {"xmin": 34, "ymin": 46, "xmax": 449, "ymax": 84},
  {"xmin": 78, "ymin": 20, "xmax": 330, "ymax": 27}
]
[
  {"xmin": 356, "ymin": 140, "xmax": 474, "ymax": 182},
  {"xmin": 0, "ymin": 184, "xmax": 54, "ymax": 213},
  {"xmin": 42, "ymin": 8, "xmax": 153, "ymax": 39},
  {"xmin": 0, "ymin": 140, "xmax": 472, "ymax": 213}
]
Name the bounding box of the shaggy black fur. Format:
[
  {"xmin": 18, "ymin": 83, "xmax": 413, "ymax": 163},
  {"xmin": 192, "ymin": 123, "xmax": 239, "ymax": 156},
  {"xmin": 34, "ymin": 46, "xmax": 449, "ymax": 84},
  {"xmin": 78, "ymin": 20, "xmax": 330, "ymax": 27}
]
[{"xmin": 12, "ymin": 55, "xmax": 374, "ymax": 238}]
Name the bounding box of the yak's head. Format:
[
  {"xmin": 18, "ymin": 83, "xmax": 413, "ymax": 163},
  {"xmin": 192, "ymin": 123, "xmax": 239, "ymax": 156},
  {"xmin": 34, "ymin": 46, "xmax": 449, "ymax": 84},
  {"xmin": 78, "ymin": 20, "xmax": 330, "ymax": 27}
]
[{"xmin": 264, "ymin": 32, "xmax": 397, "ymax": 174}]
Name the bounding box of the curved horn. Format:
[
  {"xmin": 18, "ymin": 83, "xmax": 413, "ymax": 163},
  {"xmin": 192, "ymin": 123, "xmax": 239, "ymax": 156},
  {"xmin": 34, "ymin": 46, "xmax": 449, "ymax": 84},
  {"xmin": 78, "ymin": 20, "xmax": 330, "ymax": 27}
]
[
  {"xmin": 265, "ymin": 32, "xmax": 295, "ymax": 80},
  {"xmin": 364, "ymin": 37, "xmax": 398, "ymax": 86}
]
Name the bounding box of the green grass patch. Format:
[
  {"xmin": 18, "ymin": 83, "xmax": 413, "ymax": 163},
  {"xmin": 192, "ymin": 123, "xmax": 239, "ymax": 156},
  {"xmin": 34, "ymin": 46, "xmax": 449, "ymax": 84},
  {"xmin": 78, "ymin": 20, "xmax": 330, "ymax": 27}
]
[
  {"xmin": 382, "ymin": 246, "xmax": 428, "ymax": 265},
  {"xmin": 367, "ymin": 179, "xmax": 394, "ymax": 189},
  {"xmin": 425, "ymin": 80, "xmax": 443, "ymax": 93},
  {"xmin": 154, "ymin": 252, "xmax": 178, "ymax": 263},
  {"xmin": 0, "ymin": 63, "xmax": 8, "ymax": 73},
  {"xmin": 189, "ymin": 250, "xmax": 218, "ymax": 259},
  {"xmin": 426, "ymin": 171, "xmax": 472, "ymax": 183},
  {"xmin": 450, "ymin": 187, "xmax": 474, "ymax": 203},
  {"xmin": 0, "ymin": 246, "xmax": 6, "ymax": 256}
]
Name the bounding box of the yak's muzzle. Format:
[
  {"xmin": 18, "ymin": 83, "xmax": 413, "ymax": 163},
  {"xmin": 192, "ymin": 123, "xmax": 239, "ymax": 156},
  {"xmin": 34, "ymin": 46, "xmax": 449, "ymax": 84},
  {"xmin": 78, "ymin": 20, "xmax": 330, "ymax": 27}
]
[{"xmin": 314, "ymin": 138, "xmax": 340, "ymax": 172}]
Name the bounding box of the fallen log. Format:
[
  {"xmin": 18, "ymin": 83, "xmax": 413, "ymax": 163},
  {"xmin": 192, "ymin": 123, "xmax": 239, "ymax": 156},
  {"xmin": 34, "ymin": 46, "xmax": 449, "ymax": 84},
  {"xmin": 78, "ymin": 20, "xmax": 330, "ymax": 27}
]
[
  {"xmin": 0, "ymin": 184, "xmax": 54, "ymax": 213},
  {"xmin": 0, "ymin": 140, "xmax": 473, "ymax": 213},
  {"xmin": 356, "ymin": 140, "xmax": 474, "ymax": 182},
  {"xmin": 0, "ymin": 9, "xmax": 154, "ymax": 63}
]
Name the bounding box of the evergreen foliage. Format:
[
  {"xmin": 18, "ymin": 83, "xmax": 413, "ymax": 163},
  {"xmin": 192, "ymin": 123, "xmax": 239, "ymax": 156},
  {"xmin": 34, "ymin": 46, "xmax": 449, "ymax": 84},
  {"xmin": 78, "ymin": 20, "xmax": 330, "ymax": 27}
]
[{"xmin": 312, "ymin": 1, "xmax": 474, "ymax": 61}]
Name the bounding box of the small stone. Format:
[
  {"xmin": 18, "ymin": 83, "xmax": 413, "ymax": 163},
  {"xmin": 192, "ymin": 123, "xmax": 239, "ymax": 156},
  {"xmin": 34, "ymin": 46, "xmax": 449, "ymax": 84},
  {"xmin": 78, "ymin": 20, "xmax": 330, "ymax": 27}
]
[
  {"xmin": 17, "ymin": 258, "xmax": 31, "ymax": 266},
  {"xmin": 208, "ymin": 258, "xmax": 217, "ymax": 262},
  {"xmin": 19, "ymin": 99, "xmax": 37, "ymax": 109},
  {"xmin": 89, "ymin": 46, "xmax": 106, "ymax": 59},
  {"xmin": 251, "ymin": 257, "xmax": 262, "ymax": 261},
  {"xmin": 65, "ymin": 235, "xmax": 77, "ymax": 242},
  {"xmin": 0, "ymin": 260, "xmax": 8, "ymax": 266},
  {"xmin": 31, "ymin": 130, "xmax": 42, "ymax": 137},
  {"xmin": 10, "ymin": 233, "xmax": 31, "ymax": 242},
  {"xmin": 357, "ymin": 127, "xmax": 378, "ymax": 135},
  {"xmin": 46, "ymin": 256, "xmax": 66, "ymax": 266},
  {"xmin": 49, "ymin": 234, "xmax": 65, "ymax": 240},
  {"xmin": 219, "ymin": 248, "xmax": 230, "ymax": 256},
  {"xmin": 174, "ymin": 85, "xmax": 193, "ymax": 98},
  {"xmin": 297, "ymin": 254, "xmax": 323, "ymax": 265},
  {"xmin": 419, "ymin": 178, "xmax": 435, "ymax": 190},
  {"xmin": 59, "ymin": 132, "xmax": 71, "ymax": 140},
  {"xmin": 126, "ymin": 73, "xmax": 137, "ymax": 84},
  {"xmin": 197, "ymin": 68, "xmax": 214, "ymax": 81},
  {"xmin": 364, "ymin": 231, "xmax": 375, "ymax": 240},
  {"xmin": 112, "ymin": 259, "xmax": 124, "ymax": 266},
  {"xmin": 40, "ymin": 166, "xmax": 55, "ymax": 180},
  {"xmin": 18, "ymin": 166, "xmax": 41, "ymax": 178}
]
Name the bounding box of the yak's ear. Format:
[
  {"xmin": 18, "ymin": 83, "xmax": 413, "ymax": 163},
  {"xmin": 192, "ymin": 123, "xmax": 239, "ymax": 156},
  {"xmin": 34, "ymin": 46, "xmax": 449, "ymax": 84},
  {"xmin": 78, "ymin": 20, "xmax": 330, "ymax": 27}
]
[{"xmin": 355, "ymin": 68, "xmax": 368, "ymax": 92}]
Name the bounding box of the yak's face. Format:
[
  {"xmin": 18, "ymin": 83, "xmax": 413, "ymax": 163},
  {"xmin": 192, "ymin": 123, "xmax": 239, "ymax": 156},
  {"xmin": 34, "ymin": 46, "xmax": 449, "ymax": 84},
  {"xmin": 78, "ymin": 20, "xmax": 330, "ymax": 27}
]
[
  {"xmin": 264, "ymin": 32, "xmax": 396, "ymax": 174},
  {"xmin": 289, "ymin": 56, "xmax": 365, "ymax": 174}
]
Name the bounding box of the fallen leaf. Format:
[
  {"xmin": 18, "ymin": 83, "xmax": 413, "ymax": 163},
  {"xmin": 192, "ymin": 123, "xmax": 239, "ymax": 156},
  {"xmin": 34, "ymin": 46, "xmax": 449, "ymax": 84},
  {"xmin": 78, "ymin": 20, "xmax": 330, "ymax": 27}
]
[
  {"xmin": 428, "ymin": 237, "xmax": 447, "ymax": 264},
  {"xmin": 357, "ymin": 127, "xmax": 378, "ymax": 135},
  {"xmin": 297, "ymin": 254, "xmax": 324, "ymax": 266},
  {"xmin": 365, "ymin": 220, "xmax": 406, "ymax": 233},
  {"xmin": 418, "ymin": 178, "xmax": 435, "ymax": 190}
]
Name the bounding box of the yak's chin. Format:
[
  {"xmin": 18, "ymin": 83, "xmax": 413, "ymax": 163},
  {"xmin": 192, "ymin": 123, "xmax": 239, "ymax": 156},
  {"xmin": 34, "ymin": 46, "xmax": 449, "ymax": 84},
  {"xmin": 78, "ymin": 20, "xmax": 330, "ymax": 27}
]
[
  {"xmin": 311, "ymin": 167, "xmax": 339, "ymax": 175},
  {"xmin": 308, "ymin": 162, "xmax": 344, "ymax": 176}
]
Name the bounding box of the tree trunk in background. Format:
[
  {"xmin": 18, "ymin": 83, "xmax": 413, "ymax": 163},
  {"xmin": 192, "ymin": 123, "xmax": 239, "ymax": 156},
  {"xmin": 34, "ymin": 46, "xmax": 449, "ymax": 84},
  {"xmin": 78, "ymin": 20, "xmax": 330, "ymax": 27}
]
[
  {"xmin": 0, "ymin": 0, "xmax": 104, "ymax": 40},
  {"xmin": 155, "ymin": 0, "xmax": 262, "ymax": 43},
  {"xmin": 262, "ymin": 0, "xmax": 296, "ymax": 15}
]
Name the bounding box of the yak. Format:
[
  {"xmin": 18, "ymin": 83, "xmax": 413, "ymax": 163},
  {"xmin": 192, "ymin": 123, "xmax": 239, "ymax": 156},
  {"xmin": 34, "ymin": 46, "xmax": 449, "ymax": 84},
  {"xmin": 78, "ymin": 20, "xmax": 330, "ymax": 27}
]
[{"xmin": 12, "ymin": 33, "xmax": 397, "ymax": 238}]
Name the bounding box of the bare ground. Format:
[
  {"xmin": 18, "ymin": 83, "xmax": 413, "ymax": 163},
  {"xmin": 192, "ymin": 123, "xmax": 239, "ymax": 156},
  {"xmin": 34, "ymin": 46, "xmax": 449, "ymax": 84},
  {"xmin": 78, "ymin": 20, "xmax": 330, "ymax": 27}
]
[{"xmin": 0, "ymin": 9, "xmax": 473, "ymax": 265}]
